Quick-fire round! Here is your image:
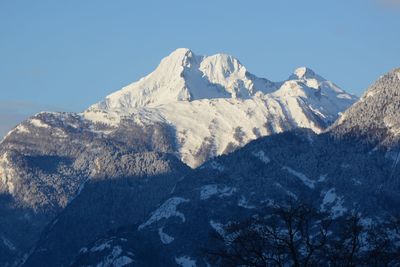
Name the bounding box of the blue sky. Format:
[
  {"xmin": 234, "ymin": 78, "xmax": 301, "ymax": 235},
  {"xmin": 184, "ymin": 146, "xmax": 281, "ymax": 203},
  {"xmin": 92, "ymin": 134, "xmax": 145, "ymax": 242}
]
[{"xmin": 0, "ymin": 0, "xmax": 399, "ymax": 136}]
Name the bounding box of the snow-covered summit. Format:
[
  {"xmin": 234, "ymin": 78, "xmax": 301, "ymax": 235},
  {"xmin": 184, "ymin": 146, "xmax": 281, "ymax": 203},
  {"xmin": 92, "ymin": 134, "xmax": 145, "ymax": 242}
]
[
  {"xmin": 285, "ymin": 66, "xmax": 355, "ymax": 103},
  {"xmin": 83, "ymin": 48, "xmax": 357, "ymax": 167},
  {"xmin": 291, "ymin": 67, "xmax": 317, "ymax": 80},
  {"xmin": 87, "ymin": 48, "xmax": 277, "ymax": 113}
]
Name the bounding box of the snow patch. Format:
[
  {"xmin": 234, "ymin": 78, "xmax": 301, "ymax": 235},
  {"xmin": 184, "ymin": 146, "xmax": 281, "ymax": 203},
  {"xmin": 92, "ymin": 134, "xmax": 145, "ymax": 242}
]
[
  {"xmin": 82, "ymin": 110, "xmax": 120, "ymax": 128},
  {"xmin": 90, "ymin": 240, "xmax": 112, "ymax": 252},
  {"xmin": 274, "ymin": 182, "xmax": 297, "ymax": 200},
  {"xmin": 29, "ymin": 118, "xmax": 50, "ymax": 128},
  {"xmin": 139, "ymin": 197, "xmax": 189, "ymax": 229},
  {"xmin": 200, "ymin": 185, "xmax": 236, "ymax": 200},
  {"xmin": 175, "ymin": 256, "xmax": 197, "ymax": 267},
  {"xmin": 320, "ymin": 188, "xmax": 347, "ymax": 218},
  {"xmin": 321, "ymin": 189, "xmax": 337, "ymax": 207},
  {"xmin": 53, "ymin": 128, "xmax": 68, "ymax": 138},
  {"xmin": 158, "ymin": 227, "xmax": 174, "ymax": 244},
  {"xmin": 331, "ymin": 200, "xmax": 347, "ymax": 218},
  {"xmin": 210, "ymin": 220, "xmax": 225, "ymax": 237},
  {"xmin": 113, "ymin": 256, "xmax": 134, "ymax": 267},
  {"xmin": 341, "ymin": 163, "xmax": 351, "ymax": 169},
  {"xmin": 318, "ymin": 174, "xmax": 328, "ymax": 182},
  {"xmin": 252, "ymin": 150, "xmax": 270, "ymax": 164},
  {"xmin": 238, "ymin": 195, "xmax": 256, "ymax": 209},
  {"xmin": 15, "ymin": 125, "xmax": 30, "ymax": 134},
  {"xmin": 209, "ymin": 161, "xmax": 225, "ymax": 172},
  {"xmin": 0, "ymin": 153, "xmax": 16, "ymax": 194},
  {"xmin": 1, "ymin": 236, "xmax": 16, "ymax": 251},
  {"xmin": 94, "ymin": 246, "xmax": 124, "ymax": 267},
  {"xmin": 282, "ymin": 166, "xmax": 315, "ymax": 189}
]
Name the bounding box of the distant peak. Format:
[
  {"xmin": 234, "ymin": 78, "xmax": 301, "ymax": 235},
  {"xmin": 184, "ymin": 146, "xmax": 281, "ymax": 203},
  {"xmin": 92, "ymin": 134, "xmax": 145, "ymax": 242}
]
[{"xmin": 292, "ymin": 67, "xmax": 316, "ymax": 79}]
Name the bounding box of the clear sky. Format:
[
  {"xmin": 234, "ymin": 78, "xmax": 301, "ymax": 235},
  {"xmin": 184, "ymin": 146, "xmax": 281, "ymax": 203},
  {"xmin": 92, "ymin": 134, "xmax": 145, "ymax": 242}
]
[{"xmin": 0, "ymin": 0, "xmax": 399, "ymax": 136}]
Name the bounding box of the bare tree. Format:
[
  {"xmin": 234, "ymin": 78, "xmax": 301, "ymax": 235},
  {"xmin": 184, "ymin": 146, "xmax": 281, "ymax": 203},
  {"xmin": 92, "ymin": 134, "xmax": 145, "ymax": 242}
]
[
  {"xmin": 205, "ymin": 202, "xmax": 400, "ymax": 267},
  {"xmin": 206, "ymin": 202, "xmax": 332, "ymax": 267}
]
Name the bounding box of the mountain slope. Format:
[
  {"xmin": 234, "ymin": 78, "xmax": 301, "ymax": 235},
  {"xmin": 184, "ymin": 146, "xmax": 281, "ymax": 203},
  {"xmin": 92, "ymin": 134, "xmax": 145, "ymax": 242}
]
[
  {"xmin": 63, "ymin": 68, "xmax": 400, "ymax": 267},
  {"xmin": 68, "ymin": 129, "xmax": 400, "ymax": 266},
  {"xmin": 22, "ymin": 152, "xmax": 189, "ymax": 267},
  {"xmin": 0, "ymin": 113, "xmax": 184, "ymax": 267},
  {"xmin": 331, "ymin": 68, "xmax": 400, "ymax": 149}
]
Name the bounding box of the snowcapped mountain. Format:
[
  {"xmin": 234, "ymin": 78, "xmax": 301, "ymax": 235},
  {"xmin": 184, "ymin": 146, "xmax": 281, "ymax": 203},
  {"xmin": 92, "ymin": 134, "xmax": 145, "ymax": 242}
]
[
  {"xmin": 0, "ymin": 48, "xmax": 358, "ymax": 266},
  {"xmin": 86, "ymin": 48, "xmax": 277, "ymax": 110},
  {"xmin": 84, "ymin": 48, "xmax": 357, "ymax": 167}
]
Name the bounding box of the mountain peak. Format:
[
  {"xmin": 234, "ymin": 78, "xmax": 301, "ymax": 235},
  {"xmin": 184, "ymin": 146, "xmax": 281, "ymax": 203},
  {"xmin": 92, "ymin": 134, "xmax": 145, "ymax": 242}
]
[
  {"xmin": 291, "ymin": 67, "xmax": 317, "ymax": 80},
  {"xmin": 362, "ymin": 67, "xmax": 400, "ymax": 99},
  {"xmin": 332, "ymin": 67, "xmax": 400, "ymax": 147},
  {"xmin": 165, "ymin": 49, "xmax": 244, "ymax": 74},
  {"xmin": 85, "ymin": 49, "xmax": 356, "ymax": 131},
  {"xmin": 158, "ymin": 48, "xmax": 197, "ymax": 69},
  {"xmin": 170, "ymin": 47, "xmax": 192, "ymax": 56},
  {"xmin": 86, "ymin": 49, "xmax": 278, "ymax": 112}
]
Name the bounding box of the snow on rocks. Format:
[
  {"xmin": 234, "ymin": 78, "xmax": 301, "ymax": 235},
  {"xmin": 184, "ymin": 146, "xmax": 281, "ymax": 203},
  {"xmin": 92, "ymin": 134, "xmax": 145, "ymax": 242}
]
[
  {"xmin": 282, "ymin": 166, "xmax": 315, "ymax": 189},
  {"xmin": 208, "ymin": 161, "xmax": 225, "ymax": 172},
  {"xmin": 139, "ymin": 197, "xmax": 189, "ymax": 230},
  {"xmin": 90, "ymin": 240, "xmax": 112, "ymax": 252},
  {"xmin": 210, "ymin": 220, "xmax": 225, "ymax": 237},
  {"xmin": 93, "ymin": 246, "xmax": 127, "ymax": 267},
  {"xmin": 14, "ymin": 125, "xmax": 30, "ymax": 134},
  {"xmin": 252, "ymin": 150, "xmax": 270, "ymax": 164},
  {"xmin": 29, "ymin": 118, "xmax": 50, "ymax": 128},
  {"xmin": 320, "ymin": 188, "xmax": 347, "ymax": 218},
  {"xmin": 274, "ymin": 182, "xmax": 298, "ymax": 200},
  {"xmin": 0, "ymin": 152, "xmax": 16, "ymax": 194},
  {"xmin": 158, "ymin": 227, "xmax": 174, "ymax": 244},
  {"xmin": 112, "ymin": 256, "xmax": 134, "ymax": 267},
  {"xmin": 238, "ymin": 195, "xmax": 256, "ymax": 209},
  {"xmin": 1, "ymin": 236, "xmax": 16, "ymax": 251},
  {"xmin": 200, "ymin": 184, "xmax": 236, "ymax": 200},
  {"xmin": 318, "ymin": 174, "xmax": 328, "ymax": 182},
  {"xmin": 175, "ymin": 256, "xmax": 197, "ymax": 267}
]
